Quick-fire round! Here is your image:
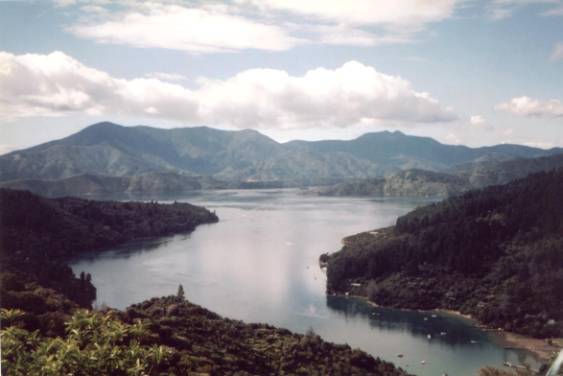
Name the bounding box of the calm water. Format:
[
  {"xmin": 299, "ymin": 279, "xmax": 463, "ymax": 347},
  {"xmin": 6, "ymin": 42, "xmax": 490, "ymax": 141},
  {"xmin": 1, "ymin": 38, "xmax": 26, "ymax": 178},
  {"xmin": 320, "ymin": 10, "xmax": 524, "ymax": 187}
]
[{"xmin": 70, "ymin": 189, "xmax": 539, "ymax": 375}]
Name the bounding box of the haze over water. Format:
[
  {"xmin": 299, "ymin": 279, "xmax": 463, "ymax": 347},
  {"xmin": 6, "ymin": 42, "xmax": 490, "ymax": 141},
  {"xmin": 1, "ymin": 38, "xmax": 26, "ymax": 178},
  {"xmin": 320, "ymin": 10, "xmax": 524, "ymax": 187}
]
[{"xmin": 70, "ymin": 189, "xmax": 538, "ymax": 376}]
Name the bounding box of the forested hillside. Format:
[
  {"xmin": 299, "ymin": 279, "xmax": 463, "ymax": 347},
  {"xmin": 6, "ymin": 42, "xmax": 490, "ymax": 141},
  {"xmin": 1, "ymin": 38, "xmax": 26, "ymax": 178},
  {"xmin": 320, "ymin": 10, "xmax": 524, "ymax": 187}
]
[
  {"xmin": 0, "ymin": 189, "xmax": 218, "ymax": 334},
  {"xmin": 325, "ymin": 170, "xmax": 563, "ymax": 338},
  {"xmin": 1, "ymin": 122, "xmax": 560, "ymax": 197},
  {"xmin": 312, "ymin": 153, "xmax": 563, "ymax": 198},
  {"xmin": 0, "ymin": 189, "xmax": 408, "ymax": 375}
]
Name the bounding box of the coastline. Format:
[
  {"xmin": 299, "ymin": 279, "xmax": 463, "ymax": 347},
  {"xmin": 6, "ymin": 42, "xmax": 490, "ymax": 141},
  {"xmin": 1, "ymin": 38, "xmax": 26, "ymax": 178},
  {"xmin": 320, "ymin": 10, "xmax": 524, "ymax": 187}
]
[
  {"xmin": 334, "ymin": 293, "xmax": 561, "ymax": 361},
  {"xmin": 435, "ymin": 309, "xmax": 561, "ymax": 361}
]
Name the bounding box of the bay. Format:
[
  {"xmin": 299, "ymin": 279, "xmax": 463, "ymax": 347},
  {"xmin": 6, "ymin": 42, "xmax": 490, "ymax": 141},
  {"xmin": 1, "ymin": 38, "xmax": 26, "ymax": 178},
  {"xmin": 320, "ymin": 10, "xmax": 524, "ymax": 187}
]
[{"xmin": 70, "ymin": 189, "xmax": 539, "ymax": 376}]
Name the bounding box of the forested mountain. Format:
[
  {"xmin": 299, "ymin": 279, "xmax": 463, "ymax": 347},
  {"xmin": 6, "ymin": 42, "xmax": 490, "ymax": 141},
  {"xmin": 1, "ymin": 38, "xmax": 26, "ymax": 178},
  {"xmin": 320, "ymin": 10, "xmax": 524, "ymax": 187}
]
[
  {"xmin": 312, "ymin": 153, "xmax": 563, "ymax": 198},
  {"xmin": 0, "ymin": 188, "xmax": 218, "ymax": 332},
  {"xmin": 453, "ymin": 153, "xmax": 563, "ymax": 188},
  {"xmin": 0, "ymin": 189, "xmax": 408, "ymax": 375},
  {"xmin": 0, "ymin": 122, "xmax": 560, "ymax": 196},
  {"xmin": 313, "ymin": 169, "xmax": 470, "ymax": 197},
  {"xmin": 286, "ymin": 130, "xmax": 560, "ymax": 171},
  {"xmin": 324, "ymin": 170, "xmax": 563, "ymax": 338},
  {"xmin": 0, "ymin": 122, "xmax": 377, "ymax": 184}
]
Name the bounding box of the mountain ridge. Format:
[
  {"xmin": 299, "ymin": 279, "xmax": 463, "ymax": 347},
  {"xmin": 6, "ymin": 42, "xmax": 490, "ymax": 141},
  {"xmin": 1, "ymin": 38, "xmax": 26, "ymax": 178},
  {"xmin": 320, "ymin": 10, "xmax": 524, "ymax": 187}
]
[{"xmin": 1, "ymin": 122, "xmax": 561, "ymax": 194}]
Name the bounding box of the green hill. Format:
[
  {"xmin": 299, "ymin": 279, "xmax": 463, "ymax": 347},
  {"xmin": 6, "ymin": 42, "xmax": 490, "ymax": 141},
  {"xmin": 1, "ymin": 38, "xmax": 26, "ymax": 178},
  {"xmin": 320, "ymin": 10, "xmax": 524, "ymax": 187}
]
[
  {"xmin": 1, "ymin": 122, "xmax": 560, "ymax": 196},
  {"xmin": 0, "ymin": 189, "xmax": 408, "ymax": 375},
  {"xmin": 324, "ymin": 170, "xmax": 563, "ymax": 338}
]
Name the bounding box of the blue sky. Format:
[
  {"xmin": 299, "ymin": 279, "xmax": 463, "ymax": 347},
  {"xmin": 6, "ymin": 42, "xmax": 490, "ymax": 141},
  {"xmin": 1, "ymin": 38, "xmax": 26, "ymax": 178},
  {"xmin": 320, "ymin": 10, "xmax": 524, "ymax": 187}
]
[{"xmin": 1, "ymin": 0, "xmax": 562, "ymax": 153}]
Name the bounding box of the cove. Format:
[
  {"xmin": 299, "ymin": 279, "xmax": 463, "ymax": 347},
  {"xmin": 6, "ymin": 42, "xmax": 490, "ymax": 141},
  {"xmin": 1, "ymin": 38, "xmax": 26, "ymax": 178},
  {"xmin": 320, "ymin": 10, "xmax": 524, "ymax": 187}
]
[{"xmin": 70, "ymin": 189, "xmax": 539, "ymax": 376}]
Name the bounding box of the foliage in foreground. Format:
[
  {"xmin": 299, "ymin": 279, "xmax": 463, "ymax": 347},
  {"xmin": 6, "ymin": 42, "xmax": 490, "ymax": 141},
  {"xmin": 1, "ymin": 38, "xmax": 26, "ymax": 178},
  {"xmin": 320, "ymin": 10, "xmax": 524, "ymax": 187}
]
[
  {"xmin": 1, "ymin": 296, "xmax": 412, "ymax": 376},
  {"xmin": 1, "ymin": 308, "xmax": 173, "ymax": 376}
]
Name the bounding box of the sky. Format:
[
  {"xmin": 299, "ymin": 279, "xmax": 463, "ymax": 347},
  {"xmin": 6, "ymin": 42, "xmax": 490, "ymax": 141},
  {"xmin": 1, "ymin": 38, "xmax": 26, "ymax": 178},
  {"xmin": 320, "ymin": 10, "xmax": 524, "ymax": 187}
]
[{"xmin": 0, "ymin": 0, "xmax": 562, "ymax": 154}]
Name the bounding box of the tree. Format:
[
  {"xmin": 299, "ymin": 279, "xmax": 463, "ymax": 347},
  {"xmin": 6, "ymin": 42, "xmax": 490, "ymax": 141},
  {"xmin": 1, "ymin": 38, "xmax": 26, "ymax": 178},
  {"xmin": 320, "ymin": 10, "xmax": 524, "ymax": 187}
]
[
  {"xmin": 176, "ymin": 284, "xmax": 185, "ymax": 300},
  {"xmin": 0, "ymin": 309, "xmax": 173, "ymax": 376}
]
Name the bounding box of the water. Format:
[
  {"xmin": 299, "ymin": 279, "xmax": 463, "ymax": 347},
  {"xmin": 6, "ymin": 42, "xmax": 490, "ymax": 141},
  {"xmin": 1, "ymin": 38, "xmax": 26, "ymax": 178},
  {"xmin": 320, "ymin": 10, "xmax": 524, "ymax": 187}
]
[{"xmin": 70, "ymin": 189, "xmax": 540, "ymax": 375}]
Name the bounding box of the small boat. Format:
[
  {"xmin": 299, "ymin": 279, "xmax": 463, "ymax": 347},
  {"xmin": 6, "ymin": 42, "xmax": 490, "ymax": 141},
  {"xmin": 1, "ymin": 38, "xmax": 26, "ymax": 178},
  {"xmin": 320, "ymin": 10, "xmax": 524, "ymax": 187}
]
[
  {"xmin": 421, "ymin": 360, "xmax": 426, "ymax": 365},
  {"xmin": 427, "ymin": 334, "xmax": 432, "ymax": 339},
  {"xmin": 397, "ymin": 353, "xmax": 404, "ymax": 358},
  {"xmin": 440, "ymin": 332, "xmax": 447, "ymax": 336}
]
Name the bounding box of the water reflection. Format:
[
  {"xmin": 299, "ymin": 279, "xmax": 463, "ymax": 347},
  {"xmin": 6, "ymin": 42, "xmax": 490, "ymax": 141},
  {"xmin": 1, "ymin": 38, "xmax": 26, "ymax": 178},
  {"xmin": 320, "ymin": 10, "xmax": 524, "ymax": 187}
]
[
  {"xmin": 70, "ymin": 189, "xmax": 541, "ymax": 376},
  {"xmin": 327, "ymin": 296, "xmax": 488, "ymax": 347}
]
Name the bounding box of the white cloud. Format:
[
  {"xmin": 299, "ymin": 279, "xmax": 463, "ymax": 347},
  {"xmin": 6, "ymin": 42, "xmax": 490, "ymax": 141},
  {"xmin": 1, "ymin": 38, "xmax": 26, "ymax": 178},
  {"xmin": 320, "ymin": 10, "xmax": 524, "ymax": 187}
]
[
  {"xmin": 0, "ymin": 51, "xmax": 456, "ymax": 129},
  {"xmin": 69, "ymin": 3, "xmax": 302, "ymax": 53},
  {"xmin": 0, "ymin": 51, "xmax": 199, "ymax": 121},
  {"xmin": 523, "ymin": 141, "xmax": 555, "ymax": 149},
  {"xmin": 195, "ymin": 61, "xmax": 456, "ymax": 128},
  {"xmin": 550, "ymin": 42, "xmax": 563, "ymax": 61},
  {"xmin": 144, "ymin": 72, "xmax": 188, "ymax": 82},
  {"xmin": 488, "ymin": 0, "xmax": 563, "ymax": 20},
  {"xmin": 470, "ymin": 115, "xmax": 486, "ymax": 125},
  {"xmin": 63, "ymin": 0, "xmax": 460, "ymax": 53},
  {"xmin": 468, "ymin": 114, "xmax": 494, "ymax": 131},
  {"xmin": 0, "ymin": 144, "xmax": 17, "ymax": 156},
  {"xmin": 242, "ymin": 0, "xmax": 456, "ymax": 26},
  {"xmin": 444, "ymin": 133, "xmax": 461, "ymax": 144},
  {"xmin": 53, "ymin": 0, "xmax": 77, "ymax": 7},
  {"xmin": 496, "ymin": 96, "xmax": 563, "ymax": 118}
]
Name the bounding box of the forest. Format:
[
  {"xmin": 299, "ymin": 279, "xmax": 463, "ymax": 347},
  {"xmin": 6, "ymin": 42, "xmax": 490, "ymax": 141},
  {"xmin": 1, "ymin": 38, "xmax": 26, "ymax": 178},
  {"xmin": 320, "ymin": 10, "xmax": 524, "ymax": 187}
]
[
  {"xmin": 0, "ymin": 189, "xmax": 408, "ymax": 375},
  {"xmin": 0, "ymin": 189, "xmax": 218, "ymax": 335},
  {"xmin": 325, "ymin": 169, "xmax": 563, "ymax": 338}
]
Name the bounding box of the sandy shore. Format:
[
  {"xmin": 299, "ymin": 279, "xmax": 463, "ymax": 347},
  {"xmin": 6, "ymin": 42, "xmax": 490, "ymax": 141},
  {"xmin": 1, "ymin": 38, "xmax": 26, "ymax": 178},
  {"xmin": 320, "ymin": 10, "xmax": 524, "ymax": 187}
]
[{"xmin": 494, "ymin": 332, "xmax": 562, "ymax": 361}]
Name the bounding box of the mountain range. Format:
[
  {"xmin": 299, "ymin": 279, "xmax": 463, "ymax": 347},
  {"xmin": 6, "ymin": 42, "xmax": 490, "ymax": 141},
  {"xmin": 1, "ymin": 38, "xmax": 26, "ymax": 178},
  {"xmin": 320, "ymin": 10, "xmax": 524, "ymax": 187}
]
[
  {"xmin": 310, "ymin": 153, "xmax": 563, "ymax": 198},
  {"xmin": 1, "ymin": 121, "xmax": 561, "ymax": 196}
]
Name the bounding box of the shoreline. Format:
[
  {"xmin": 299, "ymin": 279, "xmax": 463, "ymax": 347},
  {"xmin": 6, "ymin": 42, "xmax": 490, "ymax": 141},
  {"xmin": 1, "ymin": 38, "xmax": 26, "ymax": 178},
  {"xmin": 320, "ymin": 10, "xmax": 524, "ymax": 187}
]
[
  {"xmin": 435, "ymin": 309, "xmax": 561, "ymax": 361},
  {"xmin": 333, "ymin": 293, "xmax": 561, "ymax": 361}
]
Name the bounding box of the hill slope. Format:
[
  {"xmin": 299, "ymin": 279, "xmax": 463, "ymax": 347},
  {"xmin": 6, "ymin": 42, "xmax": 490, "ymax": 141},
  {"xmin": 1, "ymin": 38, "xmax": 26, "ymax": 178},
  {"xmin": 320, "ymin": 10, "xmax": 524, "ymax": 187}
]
[
  {"xmin": 1, "ymin": 123, "xmax": 560, "ymax": 194},
  {"xmin": 324, "ymin": 170, "xmax": 563, "ymax": 338},
  {"xmin": 314, "ymin": 169, "xmax": 470, "ymax": 197},
  {"xmin": 286, "ymin": 130, "xmax": 560, "ymax": 172},
  {"xmin": 0, "ymin": 189, "xmax": 408, "ymax": 375},
  {"xmin": 311, "ymin": 153, "xmax": 563, "ymax": 198}
]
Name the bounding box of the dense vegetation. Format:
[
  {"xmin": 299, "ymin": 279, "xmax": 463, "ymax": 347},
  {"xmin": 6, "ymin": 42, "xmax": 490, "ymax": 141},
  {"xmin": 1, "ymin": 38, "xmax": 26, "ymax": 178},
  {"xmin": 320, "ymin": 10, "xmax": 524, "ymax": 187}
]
[
  {"xmin": 325, "ymin": 170, "xmax": 563, "ymax": 338},
  {"xmin": 313, "ymin": 169, "xmax": 469, "ymax": 197},
  {"xmin": 0, "ymin": 188, "xmax": 408, "ymax": 375},
  {"xmin": 1, "ymin": 296, "xmax": 410, "ymax": 376},
  {"xmin": 312, "ymin": 153, "xmax": 563, "ymax": 198},
  {"xmin": 455, "ymin": 153, "xmax": 563, "ymax": 188},
  {"xmin": 1, "ymin": 188, "xmax": 218, "ymax": 259},
  {"xmin": 0, "ymin": 188, "xmax": 218, "ymax": 335}
]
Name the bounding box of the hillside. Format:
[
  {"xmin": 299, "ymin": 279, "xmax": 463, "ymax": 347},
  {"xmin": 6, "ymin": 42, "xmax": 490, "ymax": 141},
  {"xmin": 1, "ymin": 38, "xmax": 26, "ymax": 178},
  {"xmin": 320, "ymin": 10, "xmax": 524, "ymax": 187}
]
[
  {"xmin": 314, "ymin": 169, "xmax": 470, "ymax": 197},
  {"xmin": 0, "ymin": 189, "xmax": 408, "ymax": 376},
  {"xmin": 453, "ymin": 153, "xmax": 563, "ymax": 188},
  {"xmin": 286, "ymin": 130, "xmax": 560, "ymax": 172},
  {"xmin": 324, "ymin": 170, "xmax": 563, "ymax": 338},
  {"xmin": 1, "ymin": 296, "xmax": 410, "ymax": 376},
  {"xmin": 0, "ymin": 122, "xmax": 378, "ymax": 185},
  {"xmin": 0, "ymin": 188, "xmax": 218, "ymax": 333},
  {"xmin": 312, "ymin": 153, "xmax": 563, "ymax": 198},
  {"xmin": 0, "ymin": 172, "xmax": 228, "ymax": 197},
  {"xmin": 1, "ymin": 122, "xmax": 560, "ymax": 196}
]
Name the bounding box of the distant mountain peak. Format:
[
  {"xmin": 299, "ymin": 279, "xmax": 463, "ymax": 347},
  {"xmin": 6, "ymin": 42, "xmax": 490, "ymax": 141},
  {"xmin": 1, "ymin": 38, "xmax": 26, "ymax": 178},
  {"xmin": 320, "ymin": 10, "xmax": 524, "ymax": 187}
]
[{"xmin": 1, "ymin": 122, "xmax": 560, "ymax": 185}]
